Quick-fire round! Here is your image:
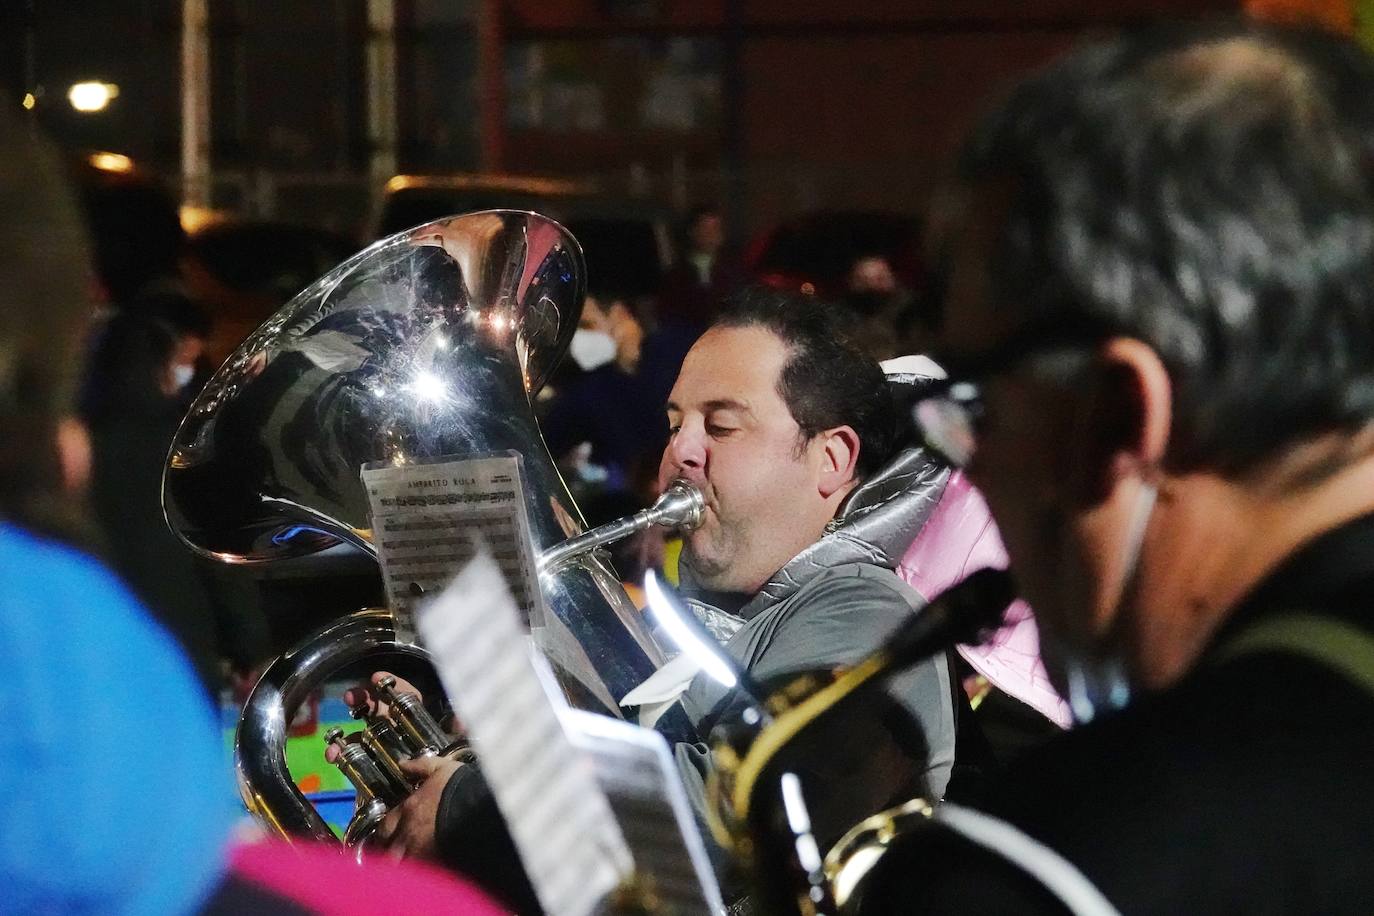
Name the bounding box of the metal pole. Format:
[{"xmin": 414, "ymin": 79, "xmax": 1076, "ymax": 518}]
[
  {"xmin": 721, "ymin": 0, "xmax": 746, "ymax": 233},
  {"xmin": 181, "ymin": 0, "xmax": 211, "ymax": 207},
  {"xmin": 22, "ymin": 0, "xmax": 38, "ymax": 113},
  {"xmin": 477, "ymin": 0, "xmax": 504, "ymax": 172},
  {"xmin": 366, "ymin": 0, "xmax": 399, "ymax": 202}
]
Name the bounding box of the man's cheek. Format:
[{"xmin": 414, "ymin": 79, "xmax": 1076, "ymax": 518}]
[
  {"xmin": 655, "ymin": 450, "xmax": 677, "ymax": 491},
  {"xmin": 1035, "ymin": 625, "xmax": 1075, "ymax": 700},
  {"xmin": 973, "ymin": 481, "xmax": 1047, "ymax": 604}
]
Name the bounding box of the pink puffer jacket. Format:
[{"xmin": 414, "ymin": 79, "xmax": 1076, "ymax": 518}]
[{"xmin": 897, "ymin": 471, "xmax": 1072, "ymax": 728}]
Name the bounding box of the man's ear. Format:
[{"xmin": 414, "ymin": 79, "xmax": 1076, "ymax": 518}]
[
  {"xmin": 1072, "ymin": 337, "xmax": 1171, "ymax": 501},
  {"xmin": 818, "ymin": 425, "xmax": 862, "ymax": 499}
]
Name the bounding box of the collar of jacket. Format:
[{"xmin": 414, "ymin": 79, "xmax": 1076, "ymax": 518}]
[{"xmin": 679, "ymin": 445, "xmax": 950, "ymax": 623}]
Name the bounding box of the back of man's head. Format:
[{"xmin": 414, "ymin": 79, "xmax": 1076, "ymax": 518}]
[
  {"xmin": 959, "ymin": 21, "xmax": 1374, "ymax": 476},
  {"xmin": 77, "ymin": 166, "xmax": 185, "ymax": 304},
  {"xmin": 0, "ymin": 105, "xmax": 94, "ymax": 532},
  {"xmin": 713, "ymin": 288, "xmax": 898, "ymax": 481}
]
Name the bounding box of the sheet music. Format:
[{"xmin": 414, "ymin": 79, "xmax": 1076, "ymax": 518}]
[
  {"xmin": 565, "ymin": 709, "xmax": 727, "ymax": 915},
  {"xmin": 417, "ymin": 546, "xmax": 633, "ymax": 916},
  {"xmin": 362, "ymin": 453, "xmax": 543, "ymax": 642}
]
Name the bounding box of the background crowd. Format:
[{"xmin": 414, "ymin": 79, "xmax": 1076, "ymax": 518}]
[{"xmin": 8, "ymin": 2, "xmax": 1374, "ymax": 914}]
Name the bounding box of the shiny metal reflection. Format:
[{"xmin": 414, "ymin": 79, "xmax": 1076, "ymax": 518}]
[
  {"xmin": 164, "ymin": 210, "xmax": 583, "ymax": 565},
  {"xmin": 538, "ymin": 478, "xmax": 704, "ymax": 574},
  {"xmin": 175, "ymin": 211, "xmax": 693, "ymax": 845}
]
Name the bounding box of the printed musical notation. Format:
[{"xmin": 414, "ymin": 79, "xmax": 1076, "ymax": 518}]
[
  {"xmin": 418, "ymin": 548, "xmax": 634, "ymax": 916},
  {"xmin": 567, "ymin": 710, "xmax": 727, "ymax": 914},
  {"xmin": 361, "ymin": 453, "xmax": 544, "ymax": 641}
]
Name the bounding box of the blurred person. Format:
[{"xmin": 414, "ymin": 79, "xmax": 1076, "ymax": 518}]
[
  {"xmin": 897, "ymin": 466, "xmax": 1070, "ymax": 778},
  {"xmin": 541, "ymin": 288, "xmax": 662, "ymax": 497},
  {"xmin": 859, "ymin": 21, "xmax": 1374, "ymax": 913},
  {"xmin": 0, "ymin": 102, "xmax": 504, "ymax": 916},
  {"xmin": 77, "ymin": 164, "xmax": 186, "ymax": 308},
  {"xmin": 0, "ymin": 99, "xmax": 225, "ymax": 916},
  {"xmin": 883, "ymin": 353, "xmax": 1070, "ymax": 756},
  {"xmin": 656, "ymin": 205, "xmax": 746, "ymax": 332},
  {"xmin": 341, "ymin": 289, "xmax": 959, "ymax": 906},
  {"xmin": 76, "ymin": 168, "xmax": 267, "ymax": 696},
  {"xmin": 79, "ymin": 294, "xmax": 228, "ymax": 694},
  {"xmin": 848, "ymin": 253, "xmax": 900, "ymax": 297},
  {"xmin": 840, "ymin": 253, "xmax": 922, "ymax": 361},
  {"xmin": 2, "ymin": 100, "xmax": 236, "ymax": 916}
]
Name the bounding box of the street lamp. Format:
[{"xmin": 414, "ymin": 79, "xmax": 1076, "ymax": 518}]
[{"xmin": 67, "ymin": 81, "xmax": 120, "ymax": 113}]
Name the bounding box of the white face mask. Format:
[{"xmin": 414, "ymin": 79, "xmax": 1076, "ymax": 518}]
[
  {"xmin": 569, "ymin": 329, "xmax": 617, "ymax": 372},
  {"xmin": 172, "ymin": 363, "xmax": 196, "ymax": 390}
]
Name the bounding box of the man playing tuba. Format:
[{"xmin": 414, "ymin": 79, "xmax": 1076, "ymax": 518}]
[{"xmin": 346, "ymin": 288, "xmax": 961, "ymax": 905}]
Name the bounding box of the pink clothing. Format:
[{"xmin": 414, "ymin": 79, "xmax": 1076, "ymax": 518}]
[
  {"xmin": 228, "ymin": 839, "xmax": 511, "ymax": 915},
  {"xmin": 898, "ymin": 471, "xmax": 1072, "ymax": 729}
]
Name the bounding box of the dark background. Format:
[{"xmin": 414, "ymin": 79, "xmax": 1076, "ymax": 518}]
[{"xmin": 3, "ymin": 0, "xmax": 1244, "ymax": 239}]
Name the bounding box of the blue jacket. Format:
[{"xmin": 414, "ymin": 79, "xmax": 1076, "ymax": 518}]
[{"xmin": 0, "ymin": 524, "xmax": 234, "ymax": 916}]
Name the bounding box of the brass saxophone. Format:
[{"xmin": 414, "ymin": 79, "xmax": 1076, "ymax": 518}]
[{"xmin": 706, "ymin": 568, "xmax": 1016, "ymax": 915}]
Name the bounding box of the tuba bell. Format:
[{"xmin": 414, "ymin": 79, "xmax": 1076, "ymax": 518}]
[{"xmin": 163, "ymin": 210, "xmax": 699, "ymax": 847}]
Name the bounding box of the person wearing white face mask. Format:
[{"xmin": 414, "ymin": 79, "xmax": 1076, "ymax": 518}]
[
  {"xmin": 541, "ymin": 290, "xmax": 661, "ymax": 497},
  {"xmin": 79, "ymin": 291, "xmax": 231, "ymax": 694}
]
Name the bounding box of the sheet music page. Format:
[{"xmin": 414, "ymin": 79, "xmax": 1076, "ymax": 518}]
[
  {"xmin": 565, "ymin": 709, "xmax": 727, "ymax": 915},
  {"xmin": 417, "ymin": 546, "xmax": 634, "ymax": 916},
  {"xmin": 361, "ymin": 453, "xmax": 543, "ymax": 642}
]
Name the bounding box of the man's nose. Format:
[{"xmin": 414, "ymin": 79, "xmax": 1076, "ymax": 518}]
[{"xmin": 663, "ymin": 424, "xmax": 706, "ymax": 482}]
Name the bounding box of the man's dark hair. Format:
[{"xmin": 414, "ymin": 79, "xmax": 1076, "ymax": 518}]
[
  {"xmin": 77, "ymin": 167, "xmax": 186, "ymax": 304},
  {"xmin": 713, "ymin": 287, "xmax": 898, "ymax": 479},
  {"xmin": 957, "ymin": 21, "xmax": 1374, "ymax": 475}
]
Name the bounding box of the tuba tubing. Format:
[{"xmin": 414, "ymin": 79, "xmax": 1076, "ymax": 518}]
[
  {"xmin": 239, "ymin": 482, "xmax": 705, "ymax": 846},
  {"xmin": 237, "ymin": 609, "xmax": 426, "ymax": 843},
  {"xmin": 166, "ymin": 211, "xmax": 706, "ymax": 846},
  {"xmin": 539, "ymin": 479, "xmax": 703, "ymax": 574}
]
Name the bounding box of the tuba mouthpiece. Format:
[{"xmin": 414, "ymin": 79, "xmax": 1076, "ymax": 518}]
[
  {"xmin": 651, "ymin": 480, "xmax": 705, "ymax": 532},
  {"xmin": 537, "ymin": 481, "xmax": 706, "ymax": 574}
]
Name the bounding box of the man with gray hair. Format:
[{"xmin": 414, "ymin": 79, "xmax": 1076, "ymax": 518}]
[{"xmin": 860, "ymin": 21, "xmax": 1374, "ymax": 914}]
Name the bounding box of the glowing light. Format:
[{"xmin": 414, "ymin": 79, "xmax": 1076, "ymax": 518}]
[
  {"xmin": 21, "ymin": 92, "xmax": 36, "ymax": 110},
  {"xmin": 68, "ymin": 81, "xmax": 120, "ymax": 113},
  {"xmin": 179, "ymin": 205, "xmax": 223, "ymax": 233},
  {"xmin": 372, "ymin": 386, "xmax": 387, "ymax": 398},
  {"xmin": 780, "ymin": 772, "xmax": 812, "ymax": 835},
  {"xmin": 644, "ymin": 570, "xmax": 737, "ymax": 689},
  {"xmin": 87, "ymin": 151, "xmax": 134, "ymax": 173},
  {"xmin": 780, "ymin": 772, "xmax": 825, "ymax": 873},
  {"xmin": 433, "ymin": 334, "xmax": 449, "ymax": 350},
  {"xmin": 410, "ymin": 370, "xmax": 447, "ymax": 403},
  {"xmin": 490, "ymin": 314, "xmax": 508, "ymax": 331}
]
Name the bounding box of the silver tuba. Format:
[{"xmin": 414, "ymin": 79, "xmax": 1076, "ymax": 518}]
[{"xmin": 164, "ymin": 210, "xmax": 698, "ymax": 845}]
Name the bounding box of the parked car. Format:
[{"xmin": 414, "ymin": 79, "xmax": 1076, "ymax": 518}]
[
  {"xmin": 744, "ymin": 209, "xmax": 925, "ymax": 299},
  {"xmin": 376, "ymin": 173, "xmax": 674, "ymax": 300},
  {"xmin": 184, "ymin": 219, "xmax": 359, "ymax": 366}
]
